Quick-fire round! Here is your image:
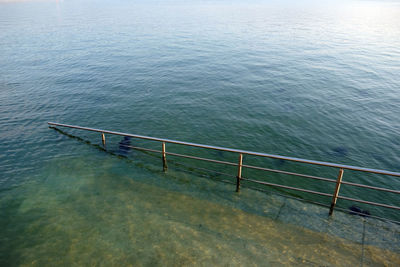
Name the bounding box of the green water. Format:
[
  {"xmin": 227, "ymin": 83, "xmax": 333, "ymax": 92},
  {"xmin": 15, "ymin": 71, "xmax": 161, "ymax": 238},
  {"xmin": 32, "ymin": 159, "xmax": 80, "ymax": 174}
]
[
  {"xmin": 1, "ymin": 154, "xmax": 399, "ymax": 265},
  {"xmin": 1, "ymin": 0, "xmax": 400, "ymax": 264}
]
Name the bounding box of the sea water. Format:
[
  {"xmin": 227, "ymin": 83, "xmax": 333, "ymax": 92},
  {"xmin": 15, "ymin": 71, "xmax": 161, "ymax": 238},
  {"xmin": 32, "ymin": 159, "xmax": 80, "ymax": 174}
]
[{"xmin": 1, "ymin": 0, "xmax": 399, "ymax": 265}]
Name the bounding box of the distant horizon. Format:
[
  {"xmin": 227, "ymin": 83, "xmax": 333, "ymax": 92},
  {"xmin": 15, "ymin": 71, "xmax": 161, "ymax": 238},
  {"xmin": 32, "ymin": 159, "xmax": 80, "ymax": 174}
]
[
  {"xmin": 0, "ymin": 0, "xmax": 60, "ymax": 3},
  {"xmin": 2, "ymin": 0, "xmax": 400, "ymax": 4}
]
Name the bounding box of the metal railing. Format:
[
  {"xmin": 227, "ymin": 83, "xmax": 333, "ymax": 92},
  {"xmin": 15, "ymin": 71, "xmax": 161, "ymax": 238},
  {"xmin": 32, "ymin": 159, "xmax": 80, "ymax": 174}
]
[{"xmin": 48, "ymin": 122, "xmax": 400, "ymax": 218}]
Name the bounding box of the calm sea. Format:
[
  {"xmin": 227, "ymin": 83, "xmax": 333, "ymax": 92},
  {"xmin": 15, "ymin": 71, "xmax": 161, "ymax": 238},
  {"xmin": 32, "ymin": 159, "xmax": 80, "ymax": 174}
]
[{"xmin": 1, "ymin": 0, "xmax": 399, "ymax": 264}]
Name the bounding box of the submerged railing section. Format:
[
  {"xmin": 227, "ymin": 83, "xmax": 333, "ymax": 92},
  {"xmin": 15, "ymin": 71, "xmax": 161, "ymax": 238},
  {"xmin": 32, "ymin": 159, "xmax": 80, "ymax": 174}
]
[{"xmin": 48, "ymin": 122, "xmax": 400, "ymax": 219}]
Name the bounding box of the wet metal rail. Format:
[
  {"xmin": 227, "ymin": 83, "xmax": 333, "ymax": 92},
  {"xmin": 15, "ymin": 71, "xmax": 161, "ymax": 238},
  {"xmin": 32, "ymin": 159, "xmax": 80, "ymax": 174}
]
[{"xmin": 48, "ymin": 122, "xmax": 400, "ymax": 217}]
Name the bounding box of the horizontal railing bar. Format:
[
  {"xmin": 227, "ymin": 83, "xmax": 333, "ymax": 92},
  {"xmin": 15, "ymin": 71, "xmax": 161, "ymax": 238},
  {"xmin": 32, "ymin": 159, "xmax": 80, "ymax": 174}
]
[
  {"xmin": 244, "ymin": 184, "xmax": 332, "ymax": 209},
  {"xmin": 341, "ymin": 181, "xmax": 400, "ymax": 194},
  {"xmin": 337, "ymin": 196, "xmax": 400, "ymax": 210},
  {"xmin": 48, "ymin": 122, "xmax": 400, "ymax": 177},
  {"xmin": 172, "ymin": 163, "xmax": 237, "ymax": 186},
  {"xmin": 127, "ymin": 146, "xmax": 400, "ymax": 199},
  {"xmin": 166, "ymin": 151, "xmax": 238, "ymax": 166},
  {"xmin": 242, "ymin": 164, "xmax": 336, "ymax": 183},
  {"xmin": 241, "ymin": 177, "xmax": 332, "ymax": 197},
  {"xmin": 126, "ymin": 144, "xmax": 340, "ymax": 198},
  {"xmin": 126, "ymin": 144, "xmax": 238, "ymax": 178},
  {"xmin": 116, "ymin": 146, "xmax": 400, "ymax": 211},
  {"xmin": 128, "ymin": 144, "xmax": 337, "ymax": 184},
  {"xmin": 244, "ymin": 181, "xmax": 400, "ymax": 224},
  {"xmin": 125, "ymin": 144, "xmax": 237, "ymax": 167},
  {"xmin": 116, "ymin": 144, "xmax": 400, "ymax": 196},
  {"xmin": 176, "ymin": 163, "xmax": 237, "ymax": 178},
  {"xmin": 124, "ymin": 145, "xmax": 161, "ymax": 154}
]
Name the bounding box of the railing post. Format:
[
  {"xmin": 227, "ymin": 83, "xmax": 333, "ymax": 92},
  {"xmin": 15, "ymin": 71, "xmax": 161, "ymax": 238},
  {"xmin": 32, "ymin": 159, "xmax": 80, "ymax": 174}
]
[
  {"xmin": 101, "ymin": 133, "xmax": 106, "ymax": 148},
  {"xmin": 236, "ymin": 153, "xmax": 243, "ymax": 192},
  {"xmin": 329, "ymin": 168, "xmax": 344, "ymax": 215},
  {"xmin": 162, "ymin": 142, "xmax": 167, "ymax": 172}
]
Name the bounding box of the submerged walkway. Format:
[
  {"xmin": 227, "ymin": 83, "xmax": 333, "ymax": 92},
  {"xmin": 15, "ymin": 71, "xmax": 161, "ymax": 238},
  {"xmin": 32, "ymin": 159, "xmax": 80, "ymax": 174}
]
[
  {"xmin": 4, "ymin": 155, "xmax": 399, "ymax": 266},
  {"xmin": 112, "ymin": 182, "xmax": 400, "ymax": 266},
  {"xmin": 122, "ymin": 180, "xmax": 400, "ymax": 266}
]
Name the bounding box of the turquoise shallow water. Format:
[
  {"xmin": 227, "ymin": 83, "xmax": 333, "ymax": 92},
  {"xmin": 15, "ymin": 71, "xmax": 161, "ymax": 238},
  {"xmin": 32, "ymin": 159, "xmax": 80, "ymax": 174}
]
[{"xmin": 1, "ymin": 0, "xmax": 400, "ymax": 264}]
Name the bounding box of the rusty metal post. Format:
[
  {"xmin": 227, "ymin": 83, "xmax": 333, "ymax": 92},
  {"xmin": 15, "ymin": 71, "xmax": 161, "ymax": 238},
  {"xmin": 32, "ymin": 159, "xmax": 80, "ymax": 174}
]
[
  {"xmin": 162, "ymin": 142, "xmax": 167, "ymax": 172},
  {"xmin": 101, "ymin": 133, "xmax": 106, "ymax": 148},
  {"xmin": 329, "ymin": 168, "xmax": 344, "ymax": 215},
  {"xmin": 236, "ymin": 153, "xmax": 243, "ymax": 192}
]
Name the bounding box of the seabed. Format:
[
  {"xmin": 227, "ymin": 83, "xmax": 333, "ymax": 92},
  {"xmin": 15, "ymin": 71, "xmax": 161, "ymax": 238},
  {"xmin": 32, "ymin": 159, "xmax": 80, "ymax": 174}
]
[{"xmin": 1, "ymin": 155, "xmax": 399, "ymax": 266}]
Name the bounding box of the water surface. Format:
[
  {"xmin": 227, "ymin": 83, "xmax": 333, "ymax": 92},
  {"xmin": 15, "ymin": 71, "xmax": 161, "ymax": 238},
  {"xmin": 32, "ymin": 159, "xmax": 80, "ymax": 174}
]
[{"xmin": 1, "ymin": 0, "xmax": 400, "ymax": 264}]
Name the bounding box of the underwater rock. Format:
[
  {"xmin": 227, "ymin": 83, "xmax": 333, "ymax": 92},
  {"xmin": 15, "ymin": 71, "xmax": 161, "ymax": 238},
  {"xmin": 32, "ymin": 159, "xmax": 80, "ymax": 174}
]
[
  {"xmin": 118, "ymin": 136, "xmax": 131, "ymax": 156},
  {"xmin": 332, "ymin": 146, "xmax": 348, "ymax": 157},
  {"xmin": 274, "ymin": 158, "xmax": 286, "ymax": 167},
  {"xmin": 349, "ymin": 205, "xmax": 370, "ymax": 217}
]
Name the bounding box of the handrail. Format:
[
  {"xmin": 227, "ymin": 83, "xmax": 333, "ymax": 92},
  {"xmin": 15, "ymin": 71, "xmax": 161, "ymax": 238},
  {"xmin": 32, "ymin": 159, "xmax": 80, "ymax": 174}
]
[
  {"xmin": 48, "ymin": 122, "xmax": 400, "ymax": 177},
  {"xmin": 48, "ymin": 121, "xmax": 400, "ymax": 219}
]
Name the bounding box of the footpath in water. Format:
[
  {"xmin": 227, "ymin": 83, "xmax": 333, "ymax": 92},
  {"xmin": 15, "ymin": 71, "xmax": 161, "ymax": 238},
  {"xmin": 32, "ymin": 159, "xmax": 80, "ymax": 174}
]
[{"xmin": 1, "ymin": 155, "xmax": 399, "ymax": 266}]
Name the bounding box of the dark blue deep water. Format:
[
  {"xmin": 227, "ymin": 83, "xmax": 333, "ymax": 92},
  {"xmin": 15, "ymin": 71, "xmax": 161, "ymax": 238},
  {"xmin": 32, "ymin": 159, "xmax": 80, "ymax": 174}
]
[{"xmin": 0, "ymin": 0, "xmax": 400, "ymax": 264}]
